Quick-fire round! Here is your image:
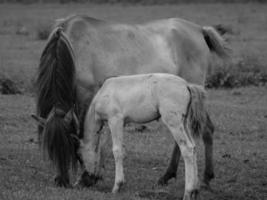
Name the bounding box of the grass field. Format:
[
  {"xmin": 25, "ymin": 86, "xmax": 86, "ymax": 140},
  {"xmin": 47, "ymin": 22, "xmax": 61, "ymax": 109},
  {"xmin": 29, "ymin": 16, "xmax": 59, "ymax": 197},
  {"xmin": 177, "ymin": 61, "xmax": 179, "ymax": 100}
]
[
  {"xmin": 0, "ymin": 3, "xmax": 267, "ymax": 200},
  {"xmin": 0, "ymin": 87, "xmax": 266, "ymax": 200}
]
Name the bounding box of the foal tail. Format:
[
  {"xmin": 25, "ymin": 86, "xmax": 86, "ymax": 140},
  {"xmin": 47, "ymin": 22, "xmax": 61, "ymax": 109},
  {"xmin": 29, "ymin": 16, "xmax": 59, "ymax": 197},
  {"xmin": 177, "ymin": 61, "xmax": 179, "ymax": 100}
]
[
  {"xmin": 185, "ymin": 84, "xmax": 207, "ymax": 138},
  {"xmin": 37, "ymin": 27, "xmax": 78, "ymax": 177},
  {"xmin": 202, "ymin": 26, "xmax": 230, "ymax": 58}
]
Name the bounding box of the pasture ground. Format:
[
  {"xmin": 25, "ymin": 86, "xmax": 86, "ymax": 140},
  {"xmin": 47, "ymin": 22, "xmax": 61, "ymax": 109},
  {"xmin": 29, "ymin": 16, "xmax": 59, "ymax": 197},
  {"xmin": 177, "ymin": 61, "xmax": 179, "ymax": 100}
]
[
  {"xmin": 0, "ymin": 3, "xmax": 266, "ymax": 200},
  {"xmin": 0, "ymin": 87, "xmax": 266, "ymax": 200}
]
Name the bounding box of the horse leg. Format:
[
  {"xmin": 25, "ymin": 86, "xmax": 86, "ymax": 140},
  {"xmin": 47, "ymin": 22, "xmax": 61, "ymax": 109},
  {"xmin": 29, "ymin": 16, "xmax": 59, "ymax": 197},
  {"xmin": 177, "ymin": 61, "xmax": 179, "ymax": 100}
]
[
  {"xmin": 108, "ymin": 116, "xmax": 125, "ymax": 193},
  {"xmin": 158, "ymin": 142, "xmax": 181, "ymax": 185},
  {"xmin": 202, "ymin": 113, "xmax": 215, "ymax": 188},
  {"xmin": 161, "ymin": 112, "xmax": 199, "ymax": 200}
]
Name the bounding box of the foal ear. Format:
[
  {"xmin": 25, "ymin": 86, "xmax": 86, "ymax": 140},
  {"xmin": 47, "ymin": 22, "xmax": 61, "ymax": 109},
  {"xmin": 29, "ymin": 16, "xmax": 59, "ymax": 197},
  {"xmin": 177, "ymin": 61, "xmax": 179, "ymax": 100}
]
[
  {"xmin": 31, "ymin": 114, "xmax": 46, "ymax": 127},
  {"xmin": 64, "ymin": 109, "xmax": 72, "ymax": 124},
  {"xmin": 72, "ymin": 112, "xmax": 80, "ymax": 131}
]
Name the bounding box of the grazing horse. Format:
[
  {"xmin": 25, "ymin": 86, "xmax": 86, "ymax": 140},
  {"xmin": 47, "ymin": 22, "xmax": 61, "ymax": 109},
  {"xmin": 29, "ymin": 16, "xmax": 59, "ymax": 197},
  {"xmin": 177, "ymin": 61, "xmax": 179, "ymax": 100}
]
[
  {"xmin": 35, "ymin": 15, "xmax": 229, "ymax": 188},
  {"xmin": 78, "ymin": 73, "xmax": 206, "ymax": 200}
]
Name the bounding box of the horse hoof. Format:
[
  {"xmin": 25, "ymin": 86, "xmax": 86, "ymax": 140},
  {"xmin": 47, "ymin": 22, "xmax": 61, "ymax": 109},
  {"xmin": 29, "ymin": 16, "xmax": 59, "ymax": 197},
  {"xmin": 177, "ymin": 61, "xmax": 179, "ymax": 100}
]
[
  {"xmin": 54, "ymin": 176, "xmax": 70, "ymax": 188},
  {"xmin": 157, "ymin": 172, "xmax": 176, "ymax": 186},
  {"xmin": 157, "ymin": 177, "xmax": 168, "ymax": 186},
  {"xmin": 204, "ymin": 171, "xmax": 215, "ymax": 182}
]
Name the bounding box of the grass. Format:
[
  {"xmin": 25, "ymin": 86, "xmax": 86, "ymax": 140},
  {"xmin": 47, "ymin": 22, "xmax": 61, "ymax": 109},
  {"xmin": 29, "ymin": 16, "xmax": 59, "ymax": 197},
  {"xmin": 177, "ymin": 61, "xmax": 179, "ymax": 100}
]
[
  {"xmin": 0, "ymin": 3, "xmax": 267, "ymax": 200},
  {"xmin": 206, "ymin": 54, "xmax": 267, "ymax": 88},
  {"xmin": 0, "ymin": 86, "xmax": 266, "ymax": 200}
]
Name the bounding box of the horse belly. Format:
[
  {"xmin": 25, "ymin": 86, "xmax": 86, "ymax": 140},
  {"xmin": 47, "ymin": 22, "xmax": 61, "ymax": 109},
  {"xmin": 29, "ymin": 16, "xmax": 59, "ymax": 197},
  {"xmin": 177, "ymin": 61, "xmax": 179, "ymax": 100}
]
[{"xmin": 124, "ymin": 105, "xmax": 158, "ymax": 124}]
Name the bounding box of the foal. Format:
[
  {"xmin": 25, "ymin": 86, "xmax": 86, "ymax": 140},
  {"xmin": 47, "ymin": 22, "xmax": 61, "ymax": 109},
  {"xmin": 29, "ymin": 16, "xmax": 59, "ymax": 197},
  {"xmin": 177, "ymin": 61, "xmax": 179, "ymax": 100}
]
[{"xmin": 79, "ymin": 73, "xmax": 207, "ymax": 200}]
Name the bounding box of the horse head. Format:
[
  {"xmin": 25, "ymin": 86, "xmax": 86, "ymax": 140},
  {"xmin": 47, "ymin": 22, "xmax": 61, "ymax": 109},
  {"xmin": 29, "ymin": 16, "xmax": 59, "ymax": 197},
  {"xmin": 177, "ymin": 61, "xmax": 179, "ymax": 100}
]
[
  {"xmin": 31, "ymin": 106, "xmax": 81, "ymax": 187},
  {"xmin": 32, "ymin": 106, "xmax": 80, "ymax": 136}
]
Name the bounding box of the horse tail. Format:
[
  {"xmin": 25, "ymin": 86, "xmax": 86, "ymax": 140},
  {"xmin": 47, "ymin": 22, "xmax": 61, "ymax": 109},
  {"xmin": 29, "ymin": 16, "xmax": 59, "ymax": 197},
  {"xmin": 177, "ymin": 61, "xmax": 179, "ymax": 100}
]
[
  {"xmin": 185, "ymin": 84, "xmax": 207, "ymax": 138},
  {"xmin": 202, "ymin": 26, "xmax": 230, "ymax": 58},
  {"xmin": 36, "ymin": 27, "xmax": 78, "ymax": 175}
]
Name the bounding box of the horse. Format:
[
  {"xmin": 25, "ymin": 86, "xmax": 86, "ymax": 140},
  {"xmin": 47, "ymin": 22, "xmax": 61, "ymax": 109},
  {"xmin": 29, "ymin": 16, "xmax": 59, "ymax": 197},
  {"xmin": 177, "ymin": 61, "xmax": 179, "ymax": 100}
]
[
  {"xmin": 33, "ymin": 14, "xmax": 229, "ymax": 188},
  {"xmin": 78, "ymin": 73, "xmax": 206, "ymax": 200}
]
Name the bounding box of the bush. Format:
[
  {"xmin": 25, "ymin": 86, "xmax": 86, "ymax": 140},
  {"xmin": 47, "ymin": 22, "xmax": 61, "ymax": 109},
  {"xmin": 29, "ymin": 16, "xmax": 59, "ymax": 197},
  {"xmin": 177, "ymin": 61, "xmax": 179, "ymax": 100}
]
[
  {"xmin": 206, "ymin": 55, "xmax": 267, "ymax": 88},
  {"xmin": 0, "ymin": 77, "xmax": 22, "ymax": 94},
  {"xmin": 36, "ymin": 22, "xmax": 51, "ymax": 40}
]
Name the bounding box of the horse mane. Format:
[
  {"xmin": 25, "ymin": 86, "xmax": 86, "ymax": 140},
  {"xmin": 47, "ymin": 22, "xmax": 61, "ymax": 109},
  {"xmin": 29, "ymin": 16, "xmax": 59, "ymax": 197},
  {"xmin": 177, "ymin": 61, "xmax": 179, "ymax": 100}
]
[
  {"xmin": 37, "ymin": 28, "xmax": 76, "ymax": 120},
  {"xmin": 36, "ymin": 27, "xmax": 78, "ymax": 176}
]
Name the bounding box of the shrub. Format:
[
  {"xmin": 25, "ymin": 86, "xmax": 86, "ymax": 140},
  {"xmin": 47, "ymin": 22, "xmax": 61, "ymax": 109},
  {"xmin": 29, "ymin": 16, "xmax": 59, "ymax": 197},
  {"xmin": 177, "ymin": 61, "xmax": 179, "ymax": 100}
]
[
  {"xmin": 15, "ymin": 25, "xmax": 29, "ymax": 36},
  {"xmin": 0, "ymin": 76, "xmax": 22, "ymax": 94},
  {"xmin": 36, "ymin": 22, "xmax": 51, "ymax": 40},
  {"xmin": 206, "ymin": 55, "xmax": 267, "ymax": 88}
]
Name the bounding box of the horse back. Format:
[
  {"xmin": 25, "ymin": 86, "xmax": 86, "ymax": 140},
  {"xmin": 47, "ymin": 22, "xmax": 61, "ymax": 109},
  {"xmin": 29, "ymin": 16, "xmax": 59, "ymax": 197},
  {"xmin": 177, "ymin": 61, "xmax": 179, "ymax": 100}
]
[{"xmin": 57, "ymin": 16, "xmax": 209, "ymax": 85}]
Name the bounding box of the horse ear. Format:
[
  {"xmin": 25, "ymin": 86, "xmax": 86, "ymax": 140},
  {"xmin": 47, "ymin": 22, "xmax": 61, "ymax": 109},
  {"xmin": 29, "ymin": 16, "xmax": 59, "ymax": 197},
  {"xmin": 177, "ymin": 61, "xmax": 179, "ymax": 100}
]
[
  {"xmin": 31, "ymin": 114, "xmax": 46, "ymax": 127},
  {"xmin": 64, "ymin": 109, "xmax": 72, "ymax": 123}
]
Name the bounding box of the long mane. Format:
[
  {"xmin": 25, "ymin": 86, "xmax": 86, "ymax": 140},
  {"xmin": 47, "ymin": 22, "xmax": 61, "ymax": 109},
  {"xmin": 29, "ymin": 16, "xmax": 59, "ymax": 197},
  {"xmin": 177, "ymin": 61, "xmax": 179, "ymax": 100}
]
[
  {"xmin": 36, "ymin": 27, "xmax": 78, "ymax": 184},
  {"xmin": 37, "ymin": 27, "xmax": 76, "ymax": 120}
]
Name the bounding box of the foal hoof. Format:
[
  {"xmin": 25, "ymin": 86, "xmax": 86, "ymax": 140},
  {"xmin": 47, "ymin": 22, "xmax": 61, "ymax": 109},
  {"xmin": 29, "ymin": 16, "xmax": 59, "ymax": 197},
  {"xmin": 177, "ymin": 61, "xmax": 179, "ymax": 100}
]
[
  {"xmin": 183, "ymin": 189, "xmax": 199, "ymax": 200},
  {"xmin": 112, "ymin": 181, "xmax": 124, "ymax": 193},
  {"xmin": 54, "ymin": 176, "xmax": 71, "ymax": 188},
  {"xmin": 78, "ymin": 171, "xmax": 100, "ymax": 187}
]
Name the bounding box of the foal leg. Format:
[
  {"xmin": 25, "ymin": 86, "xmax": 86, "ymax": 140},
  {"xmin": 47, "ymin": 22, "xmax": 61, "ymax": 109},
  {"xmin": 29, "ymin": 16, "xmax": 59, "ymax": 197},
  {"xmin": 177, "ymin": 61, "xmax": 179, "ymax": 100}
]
[
  {"xmin": 108, "ymin": 116, "xmax": 125, "ymax": 193},
  {"xmin": 158, "ymin": 142, "xmax": 181, "ymax": 185},
  {"xmin": 202, "ymin": 113, "xmax": 215, "ymax": 187},
  {"xmin": 161, "ymin": 112, "xmax": 199, "ymax": 200},
  {"xmin": 98, "ymin": 125, "xmax": 110, "ymax": 176},
  {"xmin": 159, "ymin": 113, "xmax": 215, "ymax": 188}
]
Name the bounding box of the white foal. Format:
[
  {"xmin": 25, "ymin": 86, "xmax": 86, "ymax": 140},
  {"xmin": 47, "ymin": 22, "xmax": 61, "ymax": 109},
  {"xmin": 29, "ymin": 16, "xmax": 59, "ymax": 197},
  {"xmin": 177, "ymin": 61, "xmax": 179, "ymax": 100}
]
[{"xmin": 79, "ymin": 73, "xmax": 207, "ymax": 200}]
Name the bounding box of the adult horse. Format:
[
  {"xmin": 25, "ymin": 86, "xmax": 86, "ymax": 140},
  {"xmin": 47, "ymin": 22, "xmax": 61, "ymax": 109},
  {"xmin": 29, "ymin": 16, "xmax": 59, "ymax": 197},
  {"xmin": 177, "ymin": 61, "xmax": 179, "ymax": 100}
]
[{"xmin": 35, "ymin": 15, "xmax": 229, "ymax": 188}]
